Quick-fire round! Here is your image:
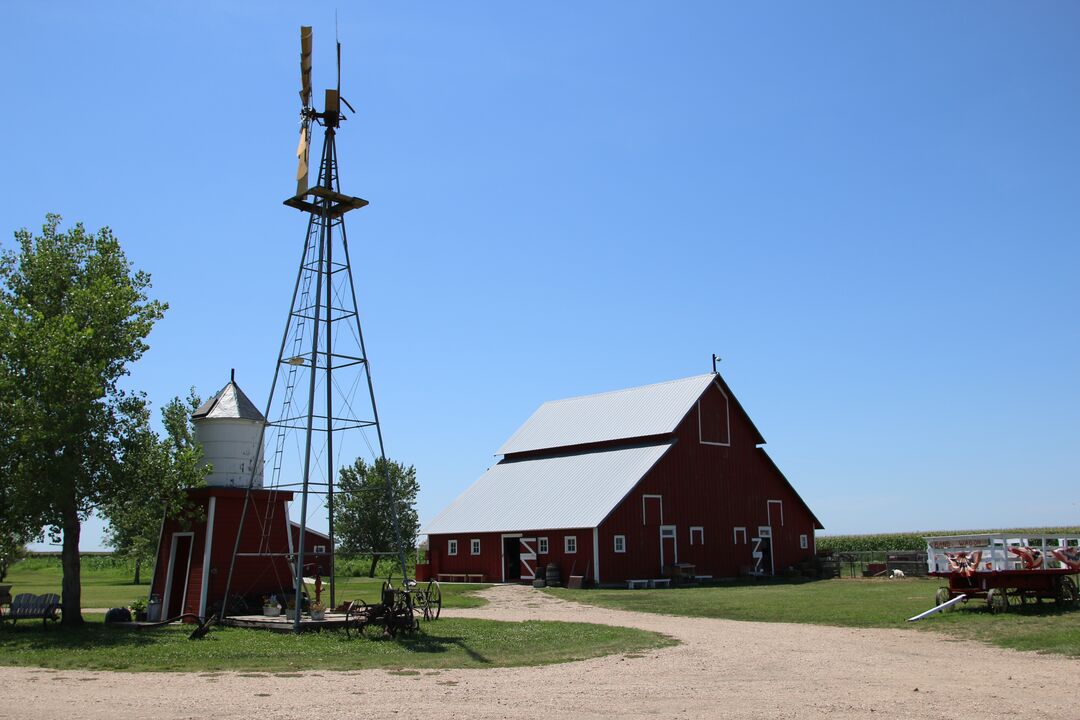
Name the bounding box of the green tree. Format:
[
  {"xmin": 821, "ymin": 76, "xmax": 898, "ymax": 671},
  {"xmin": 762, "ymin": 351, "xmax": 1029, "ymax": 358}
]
[
  {"xmin": 103, "ymin": 390, "xmax": 209, "ymax": 584},
  {"xmin": 0, "ymin": 215, "xmax": 165, "ymax": 624},
  {"xmin": 333, "ymin": 457, "xmax": 419, "ymax": 577},
  {"xmin": 0, "ymin": 530, "xmax": 28, "ymax": 583}
]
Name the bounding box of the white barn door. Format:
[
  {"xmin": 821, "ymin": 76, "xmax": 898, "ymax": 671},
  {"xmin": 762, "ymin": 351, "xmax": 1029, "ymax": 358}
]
[{"xmin": 519, "ymin": 537, "xmax": 537, "ymax": 580}]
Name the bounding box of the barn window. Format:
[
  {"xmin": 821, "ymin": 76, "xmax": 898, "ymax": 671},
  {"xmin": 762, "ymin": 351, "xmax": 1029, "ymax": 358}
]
[
  {"xmin": 448, "ymin": 539, "xmax": 458, "ymax": 556},
  {"xmin": 800, "ymin": 534, "xmax": 808, "ymax": 550},
  {"xmin": 613, "ymin": 535, "xmax": 626, "ymax": 553},
  {"xmin": 471, "ymin": 539, "xmax": 481, "ymax": 555},
  {"xmin": 690, "ymin": 527, "xmax": 704, "ymax": 546},
  {"xmin": 565, "ymin": 536, "xmax": 577, "ymax": 554},
  {"xmin": 733, "ymin": 527, "xmax": 747, "ymax": 544},
  {"xmin": 313, "ymin": 545, "xmax": 326, "ymax": 554},
  {"xmin": 538, "ymin": 537, "xmax": 549, "ymax": 554}
]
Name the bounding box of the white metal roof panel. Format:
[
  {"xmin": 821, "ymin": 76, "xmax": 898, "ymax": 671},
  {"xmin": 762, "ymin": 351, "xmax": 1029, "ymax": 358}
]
[
  {"xmin": 192, "ymin": 381, "xmax": 265, "ymax": 422},
  {"xmin": 496, "ymin": 374, "xmax": 715, "ymax": 455},
  {"xmin": 421, "ymin": 442, "xmax": 673, "ymax": 535}
]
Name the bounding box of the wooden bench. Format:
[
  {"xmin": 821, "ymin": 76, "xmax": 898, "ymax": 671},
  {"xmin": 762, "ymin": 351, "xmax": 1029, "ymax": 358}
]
[
  {"xmin": 648, "ymin": 579, "xmax": 671, "ymax": 589},
  {"xmin": 4, "ymin": 593, "xmax": 61, "ymax": 627},
  {"xmin": 627, "ymin": 579, "xmax": 649, "ymax": 589},
  {"xmin": 437, "ymin": 573, "xmax": 486, "ymax": 583}
]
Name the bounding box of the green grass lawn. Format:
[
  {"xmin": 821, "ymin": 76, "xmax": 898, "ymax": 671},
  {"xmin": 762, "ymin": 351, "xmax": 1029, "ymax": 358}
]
[
  {"xmin": 0, "ymin": 615, "xmax": 674, "ymax": 672},
  {"xmin": 4, "ymin": 561, "xmax": 148, "ymax": 609},
  {"xmin": 547, "ymin": 577, "xmax": 1080, "ymax": 657},
  {"xmin": 3, "ymin": 560, "xmax": 487, "ymax": 610}
]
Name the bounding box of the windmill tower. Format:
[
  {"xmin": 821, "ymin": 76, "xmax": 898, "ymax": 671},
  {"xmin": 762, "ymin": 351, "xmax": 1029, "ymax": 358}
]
[{"xmin": 220, "ymin": 26, "xmax": 411, "ymax": 633}]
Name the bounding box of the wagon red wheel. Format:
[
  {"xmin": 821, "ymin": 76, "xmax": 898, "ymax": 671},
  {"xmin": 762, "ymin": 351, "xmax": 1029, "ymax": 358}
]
[
  {"xmin": 425, "ymin": 580, "xmax": 442, "ymax": 620},
  {"xmin": 986, "ymin": 588, "xmax": 1007, "ymax": 614}
]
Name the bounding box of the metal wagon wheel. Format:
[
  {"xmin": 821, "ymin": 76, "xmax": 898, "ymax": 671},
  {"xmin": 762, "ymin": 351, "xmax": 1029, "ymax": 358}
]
[
  {"xmin": 1057, "ymin": 576, "xmax": 1078, "ymax": 608},
  {"xmin": 424, "ymin": 580, "xmax": 442, "ymax": 620},
  {"xmin": 986, "ymin": 588, "xmax": 1007, "ymax": 614},
  {"xmin": 344, "ymin": 600, "xmax": 369, "ymax": 639}
]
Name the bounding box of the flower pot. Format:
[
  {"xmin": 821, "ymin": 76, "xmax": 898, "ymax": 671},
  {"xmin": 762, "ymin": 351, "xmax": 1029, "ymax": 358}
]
[
  {"xmin": 263, "ymin": 606, "xmax": 280, "ymax": 617},
  {"xmin": 310, "ymin": 610, "xmax": 325, "ymax": 621}
]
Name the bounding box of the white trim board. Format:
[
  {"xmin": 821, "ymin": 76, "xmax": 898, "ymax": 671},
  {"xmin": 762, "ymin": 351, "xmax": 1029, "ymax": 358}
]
[
  {"xmin": 659, "ymin": 525, "xmax": 678, "ymax": 571},
  {"xmin": 162, "ymin": 532, "xmax": 195, "ymax": 620},
  {"xmin": 697, "ymin": 379, "xmax": 732, "ymax": 447},
  {"xmin": 767, "ymin": 499, "xmax": 784, "ymax": 527},
  {"xmin": 198, "ymin": 497, "xmax": 217, "ymax": 619},
  {"xmin": 642, "ymin": 494, "xmax": 663, "ymax": 525},
  {"xmin": 499, "ymin": 533, "xmax": 522, "ymax": 583}
]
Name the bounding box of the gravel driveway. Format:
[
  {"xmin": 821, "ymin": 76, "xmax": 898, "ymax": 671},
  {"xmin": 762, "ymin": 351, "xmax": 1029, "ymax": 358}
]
[{"xmin": 1, "ymin": 583, "xmax": 1076, "ymax": 719}]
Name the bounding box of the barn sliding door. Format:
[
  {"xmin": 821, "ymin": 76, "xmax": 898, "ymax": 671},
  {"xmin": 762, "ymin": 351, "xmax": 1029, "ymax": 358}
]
[{"xmin": 519, "ymin": 537, "xmax": 537, "ymax": 580}]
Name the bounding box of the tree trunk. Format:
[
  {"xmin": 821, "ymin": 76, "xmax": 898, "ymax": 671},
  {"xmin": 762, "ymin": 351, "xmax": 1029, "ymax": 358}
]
[
  {"xmin": 61, "ymin": 504, "xmax": 83, "ymax": 626},
  {"xmin": 368, "ymin": 555, "xmax": 378, "ymax": 578},
  {"xmin": 133, "ymin": 557, "xmax": 141, "ymax": 585}
]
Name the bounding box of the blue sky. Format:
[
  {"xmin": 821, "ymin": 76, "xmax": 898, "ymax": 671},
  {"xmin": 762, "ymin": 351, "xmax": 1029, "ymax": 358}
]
[{"xmin": 5, "ymin": 2, "xmax": 1078, "ymax": 550}]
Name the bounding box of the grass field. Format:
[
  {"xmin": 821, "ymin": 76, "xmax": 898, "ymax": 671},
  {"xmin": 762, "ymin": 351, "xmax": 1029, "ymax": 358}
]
[
  {"xmin": 547, "ymin": 577, "xmax": 1080, "ymax": 657},
  {"xmin": 0, "ymin": 615, "xmax": 674, "ymax": 672},
  {"xmin": 2, "ymin": 560, "xmax": 487, "ymax": 610}
]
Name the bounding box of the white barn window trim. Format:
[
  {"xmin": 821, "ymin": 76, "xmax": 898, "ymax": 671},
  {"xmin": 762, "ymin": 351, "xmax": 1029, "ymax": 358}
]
[
  {"xmin": 448, "ymin": 539, "xmax": 458, "ymax": 556},
  {"xmin": 470, "ymin": 539, "xmax": 481, "ymax": 555},
  {"xmin": 690, "ymin": 527, "xmax": 704, "ymax": 546},
  {"xmin": 800, "ymin": 534, "xmax": 808, "ymax": 549},
  {"xmin": 614, "ymin": 535, "xmax": 626, "ymax": 553},
  {"xmin": 565, "ymin": 536, "xmax": 577, "ymax": 554},
  {"xmin": 733, "ymin": 527, "xmax": 747, "ymax": 544},
  {"xmin": 538, "ymin": 537, "xmax": 549, "ymax": 554}
]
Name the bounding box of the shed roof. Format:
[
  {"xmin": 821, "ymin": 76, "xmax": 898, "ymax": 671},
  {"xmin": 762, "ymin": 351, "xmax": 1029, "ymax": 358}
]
[
  {"xmin": 421, "ymin": 442, "xmax": 674, "ymax": 535},
  {"xmin": 497, "ymin": 373, "xmax": 716, "ymax": 455},
  {"xmin": 192, "ymin": 380, "xmax": 265, "ymax": 422}
]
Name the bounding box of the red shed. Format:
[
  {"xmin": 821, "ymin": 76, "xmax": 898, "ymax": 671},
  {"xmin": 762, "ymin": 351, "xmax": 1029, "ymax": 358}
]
[
  {"xmin": 422, "ymin": 372, "xmax": 823, "ymax": 586},
  {"xmin": 148, "ymin": 377, "xmax": 304, "ymax": 619}
]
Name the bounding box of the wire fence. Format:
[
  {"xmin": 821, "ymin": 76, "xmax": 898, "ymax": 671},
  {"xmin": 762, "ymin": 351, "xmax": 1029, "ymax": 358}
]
[{"xmin": 820, "ymin": 550, "xmax": 928, "ymax": 578}]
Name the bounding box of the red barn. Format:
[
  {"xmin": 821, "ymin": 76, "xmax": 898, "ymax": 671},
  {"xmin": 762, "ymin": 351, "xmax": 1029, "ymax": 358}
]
[
  {"xmin": 148, "ymin": 376, "xmax": 332, "ymax": 620},
  {"xmin": 422, "ymin": 372, "xmax": 822, "ymax": 586}
]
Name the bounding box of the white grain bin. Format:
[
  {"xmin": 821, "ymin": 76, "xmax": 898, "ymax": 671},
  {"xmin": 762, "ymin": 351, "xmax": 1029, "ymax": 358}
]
[{"xmin": 191, "ymin": 372, "xmax": 267, "ymax": 488}]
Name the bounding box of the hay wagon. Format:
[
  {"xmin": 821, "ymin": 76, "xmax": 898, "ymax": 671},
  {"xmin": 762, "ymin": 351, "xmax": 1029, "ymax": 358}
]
[{"xmin": 926, "ymin": 534, "xmax": 1080, "ymax": 613}]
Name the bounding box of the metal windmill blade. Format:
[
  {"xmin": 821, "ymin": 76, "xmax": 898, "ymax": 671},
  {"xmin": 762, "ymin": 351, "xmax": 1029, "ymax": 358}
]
[{"xmin": 296, "ymin": 26, "xmax": 313, "ymax": 197}]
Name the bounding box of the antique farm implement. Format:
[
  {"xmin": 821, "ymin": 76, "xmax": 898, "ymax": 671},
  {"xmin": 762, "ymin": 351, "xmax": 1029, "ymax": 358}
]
[
  {"xmin": 344, "ymin": 579, "xmax": 442, "ymax": 637},
  {"xmin": 926, "ymin": 534, "xmax": 1080, "ymax": 613}
]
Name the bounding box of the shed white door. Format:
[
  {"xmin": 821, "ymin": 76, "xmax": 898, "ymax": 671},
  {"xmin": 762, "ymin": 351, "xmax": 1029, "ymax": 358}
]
[{"xmin": 519, "ymin": 537, "xmax": 537, "ymax": 580}]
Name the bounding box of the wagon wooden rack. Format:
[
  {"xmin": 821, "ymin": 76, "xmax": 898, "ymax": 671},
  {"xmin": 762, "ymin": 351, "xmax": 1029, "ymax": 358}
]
[{"xmin": 926, "ymin": 534, "xmax": 1080, "ymax": 613}]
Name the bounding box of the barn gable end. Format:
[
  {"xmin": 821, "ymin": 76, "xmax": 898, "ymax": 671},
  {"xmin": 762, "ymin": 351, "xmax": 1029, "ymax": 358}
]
[{"xmin": 424, "ymin": 371, "xmax": 822, "ymax": 585}]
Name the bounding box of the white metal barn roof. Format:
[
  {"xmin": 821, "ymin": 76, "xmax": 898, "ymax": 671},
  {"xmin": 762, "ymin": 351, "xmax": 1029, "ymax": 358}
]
[
  {"xmin": 496, "ymin": 373, "xmax": 715, "ymax": 455},
  {"xmin": 421, "ymin": 442, "xmax": 674, "ymax": 535}
]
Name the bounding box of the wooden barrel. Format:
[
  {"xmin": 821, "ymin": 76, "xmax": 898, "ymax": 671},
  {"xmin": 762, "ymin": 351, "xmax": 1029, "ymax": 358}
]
[{"xmin": 545, "ymin": 563, "xmax": 561, "ymax": 587}]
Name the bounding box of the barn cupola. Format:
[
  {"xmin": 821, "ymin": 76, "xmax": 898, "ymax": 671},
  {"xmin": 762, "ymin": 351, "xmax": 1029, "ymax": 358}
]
[{"xmin": 191, "ymin": 370, "xmax": 267, "ymax": 488}]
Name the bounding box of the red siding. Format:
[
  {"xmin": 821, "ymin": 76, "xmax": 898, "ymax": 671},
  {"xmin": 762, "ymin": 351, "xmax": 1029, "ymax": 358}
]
[
  {"xmin": 596, "ymin": 382, "xmax": 817, "ymax": 582},
  {"xmin": 151, "ymin": 488, "xmax": 297, "ymax": 618},
  {"xmin": 428, "ymin": 529, "xmax": 595, "ymax": 585},
  {"xmin": 427, "ymin": 378, "xmax": 820, "ymax": 586}
]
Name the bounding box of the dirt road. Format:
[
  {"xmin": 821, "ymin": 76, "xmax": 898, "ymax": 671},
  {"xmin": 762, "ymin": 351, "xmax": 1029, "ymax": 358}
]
[{"xmin": 2, "ymin": 584, "xmax": 1076, "ymax": 719}]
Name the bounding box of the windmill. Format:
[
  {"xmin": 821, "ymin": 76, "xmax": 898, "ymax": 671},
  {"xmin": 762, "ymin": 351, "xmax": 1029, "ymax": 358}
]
[{"xmin": 220, "ymin": 25, "xmax": 411, "ymax": 633}]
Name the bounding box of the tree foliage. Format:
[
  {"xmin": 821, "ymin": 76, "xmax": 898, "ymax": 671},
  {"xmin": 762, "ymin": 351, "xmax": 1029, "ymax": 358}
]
[
  {"xmin": 102, "ymin": 390, "xmax": 208, "ymax": 583},
  {"xmin": 0, "ymin": 215, "xmax": 165, "ymax": 623},
  {"xmin": 333, "ymin": 457, "xmax": 419, "ymax": 577}
]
